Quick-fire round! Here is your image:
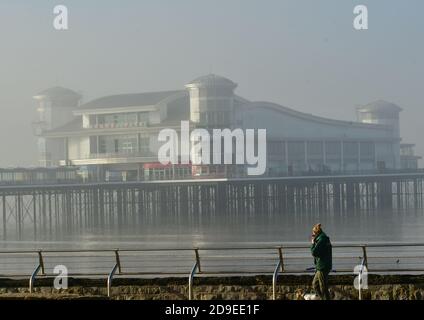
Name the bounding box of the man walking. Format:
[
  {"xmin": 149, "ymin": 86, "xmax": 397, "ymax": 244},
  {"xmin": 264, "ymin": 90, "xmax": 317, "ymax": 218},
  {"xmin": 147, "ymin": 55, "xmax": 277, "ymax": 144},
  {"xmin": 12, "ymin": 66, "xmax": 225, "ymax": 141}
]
[{"xmin": 310, "ymin": 223, "xmax": 332, "ymax": 300}]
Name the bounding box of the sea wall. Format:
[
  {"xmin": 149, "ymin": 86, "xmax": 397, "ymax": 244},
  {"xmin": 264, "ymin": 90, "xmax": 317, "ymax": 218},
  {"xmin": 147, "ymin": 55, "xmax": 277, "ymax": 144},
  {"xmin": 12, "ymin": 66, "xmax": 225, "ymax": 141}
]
[{"xmin": 0, "ymin": 275, "xmax": 423, "ymax": 300}]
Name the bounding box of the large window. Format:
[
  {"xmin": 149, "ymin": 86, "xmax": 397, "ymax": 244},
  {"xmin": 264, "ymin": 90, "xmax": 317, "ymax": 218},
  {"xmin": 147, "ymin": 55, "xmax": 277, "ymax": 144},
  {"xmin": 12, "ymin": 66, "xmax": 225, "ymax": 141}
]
[
  {"xmin": 98, "ymin": 135, "xmax": 138, "ymax": 155},
  {"xmin": 288, "ymin": 142, "xmax": 305, "ymax": 160},
  {"xmin": 137, "ymin": 112, "xmax": 149, "ymax": 126},
  {"xmin": 139, "ymin": 136, "xmax": 150, "ymax": 154},
  {"xmin": 307, "ymin": 142, "xmax": 323, "ymax": 158},
  {"xmin": 99, "ymin": 137, "xmax": 106, "ymax": 153},
  {"xmin": 325, "ymin": 141, "xmax": 341, "ymax": 157},
  {"xmin": 198, "ymin": 110, "xmax": 231, "ymax": 126},
  {"xmin": 360, "ymin": 142, "xmax": 375, "ymax": 160},
  {"xmin": 267, "ymin": 141, "xmax": 284, "ymax": 159},
  {"xmin": 357, "ymin": 112, "xmax": 375, "ymax": 122},
  {"xmin": 344, "ymin": 142, "xmax": 358, "ymax": 158}
]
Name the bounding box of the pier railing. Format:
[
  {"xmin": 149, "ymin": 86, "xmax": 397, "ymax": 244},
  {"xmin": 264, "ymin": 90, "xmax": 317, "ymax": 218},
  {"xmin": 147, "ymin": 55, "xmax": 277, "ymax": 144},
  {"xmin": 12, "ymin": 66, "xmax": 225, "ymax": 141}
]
[
  {"xmin": 2, "ymin": 168, "xmax": 424, "ymax": 186},
  {"xmin": 1, "ymin": 243, "xmax": 424, "ymax": 299}
]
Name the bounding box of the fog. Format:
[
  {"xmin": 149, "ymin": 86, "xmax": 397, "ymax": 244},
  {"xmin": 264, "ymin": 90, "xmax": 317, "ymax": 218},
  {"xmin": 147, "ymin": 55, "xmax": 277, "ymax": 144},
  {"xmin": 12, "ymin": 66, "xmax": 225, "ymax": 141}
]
[{"xmin": 0, "ymin": 0, "xmax": 423, "ymax": 166}]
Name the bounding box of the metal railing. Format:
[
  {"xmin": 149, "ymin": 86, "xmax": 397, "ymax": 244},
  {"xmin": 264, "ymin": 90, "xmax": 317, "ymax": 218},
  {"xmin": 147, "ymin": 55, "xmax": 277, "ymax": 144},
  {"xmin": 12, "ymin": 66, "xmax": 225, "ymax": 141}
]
[
  {"xmin": 272, "ymin": 247, "xmax": 284, "ymax": 300},
  {"xmin": 1, "ymin": 243, "xmax": 424, "ymax": 299},
  {"xmin": 107, "ymin": 250, "xmax": 122, "ymax": 297},
  {"xmin": 2, "ymin": 168, "xmax": 424, "ymax": 186},
  {"xmin": 29, "ymin": 251, "xmax": 45, "ymax": 293}
]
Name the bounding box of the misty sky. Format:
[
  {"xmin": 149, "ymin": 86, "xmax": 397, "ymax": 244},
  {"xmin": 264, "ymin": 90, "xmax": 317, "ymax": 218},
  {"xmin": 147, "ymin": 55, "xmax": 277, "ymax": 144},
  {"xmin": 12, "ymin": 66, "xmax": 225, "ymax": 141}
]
[{"xmin": 0, "ymin": 0, "xmax": 423, "ymax": 166}]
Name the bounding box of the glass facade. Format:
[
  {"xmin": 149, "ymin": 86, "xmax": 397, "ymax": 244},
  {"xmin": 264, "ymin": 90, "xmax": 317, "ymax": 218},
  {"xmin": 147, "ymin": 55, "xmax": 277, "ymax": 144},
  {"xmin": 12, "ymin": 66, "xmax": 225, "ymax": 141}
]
[
  {"xmin": 360, "ymin": 142, "xmax": 374, "ymax": 159},
  {"xmin": 260, "ymin": 140, "xmax": 378, "ymax": 173},
  {"xmin": 99, "ymin": 135, "xmax": 136, "ymax": 154},
  {"xmin": 325, "ymin": 141, "xmax": 341, "ymax": 157},
  {"xmin": 92, "ymin": 134, "xmax": 151, "ymax": 156},
  {"xmin": 343, "ymin": 142, "xmax": 358, "ymax": 158},
  {"xmin": 307, "ymin": 141, "xmax": 323, "ymax": 159},
  {"xmin": 144, "ymin": 166, "xmax": 191, "ymax": 181}
]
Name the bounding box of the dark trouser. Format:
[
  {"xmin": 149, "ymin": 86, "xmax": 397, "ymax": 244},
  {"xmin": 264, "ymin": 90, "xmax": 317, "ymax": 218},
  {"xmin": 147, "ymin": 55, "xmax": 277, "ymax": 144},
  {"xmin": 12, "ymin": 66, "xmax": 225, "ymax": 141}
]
[{"xmin": 312, "ymin": 270, "xmax": 331, "ymax": 300}]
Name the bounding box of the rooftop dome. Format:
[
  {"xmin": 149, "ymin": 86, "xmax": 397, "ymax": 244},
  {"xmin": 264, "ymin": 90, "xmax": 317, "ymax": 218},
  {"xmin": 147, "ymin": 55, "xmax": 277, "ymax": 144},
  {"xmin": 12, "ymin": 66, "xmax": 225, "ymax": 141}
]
[
  {"xmin": 33, "ymin": 86, "xmax": 81, "ymax": 100},
  {"xmin": 357, "ymin": 100, "xmax": 402, "ymax": 113},
  {"xmin": 185, "ymin": 74, "xmax": 237, "ymax": 89}
]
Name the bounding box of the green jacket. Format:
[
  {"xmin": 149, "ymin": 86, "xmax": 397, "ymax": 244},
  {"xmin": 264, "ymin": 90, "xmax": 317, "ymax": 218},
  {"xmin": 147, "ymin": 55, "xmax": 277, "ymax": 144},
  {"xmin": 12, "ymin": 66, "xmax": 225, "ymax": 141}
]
[{"xmin": 311, "ymin": 231, "xmax": 332, "ymax": 272}]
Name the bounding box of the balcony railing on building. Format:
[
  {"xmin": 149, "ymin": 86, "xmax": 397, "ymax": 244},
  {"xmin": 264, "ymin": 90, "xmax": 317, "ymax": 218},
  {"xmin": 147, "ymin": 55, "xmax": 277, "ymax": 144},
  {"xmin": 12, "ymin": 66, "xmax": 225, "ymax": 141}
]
[
  {"xmin": 87, "ymin": 121, "xmax": 149, "ymax": 129},
  {"xmin": 86, "ymin": 150, "xmax": 157, "ymax": 160}
]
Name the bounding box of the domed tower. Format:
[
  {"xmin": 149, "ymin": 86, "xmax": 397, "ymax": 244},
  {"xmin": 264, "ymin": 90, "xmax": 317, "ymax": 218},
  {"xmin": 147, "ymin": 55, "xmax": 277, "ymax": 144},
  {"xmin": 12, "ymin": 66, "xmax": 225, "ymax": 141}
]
[
  {"xmin": 356, "ymin": 100, "xmax": 402, "ymax": 135},
  {"xmin": 185, "ymin": 74, "xmax": 237, "ymax": 128},
  {"xmin": 356, "ymin": 100, "xmax": 402, "ymax": 168},
  {"xmin": 185, "ymin": 74, "xmax": 238, "ymax": 177},
  {"xmin": 33, "ymin": 86, "xmax": 81, "ymax": 132},
  {"xmin": 32, "ymin": 87, "xmax": 81, "ymax": 166}
]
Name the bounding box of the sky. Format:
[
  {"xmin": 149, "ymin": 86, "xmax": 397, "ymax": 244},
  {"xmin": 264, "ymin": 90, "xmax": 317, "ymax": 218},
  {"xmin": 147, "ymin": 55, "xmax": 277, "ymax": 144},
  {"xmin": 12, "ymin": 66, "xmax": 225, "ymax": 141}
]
[{"xmin": 0, "ymin": 0, "xmax": 423, "ymax": 166}]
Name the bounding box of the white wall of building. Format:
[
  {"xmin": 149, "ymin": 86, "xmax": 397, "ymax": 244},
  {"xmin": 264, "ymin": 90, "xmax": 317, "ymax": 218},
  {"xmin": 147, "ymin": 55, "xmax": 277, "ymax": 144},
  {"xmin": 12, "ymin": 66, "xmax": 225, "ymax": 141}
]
[
  {"xmin": 68, "ymin": 137, "xmax": 90, "ymax": 160},
  {"xmin": 243, "ymin": 105, "xmax": 394, "ymax": 141},
  {"xmin": 148, "ymin": 110, "xmax": 162, "ymax": 124},
  {"xmin": 241, "ymin": 104, "xmax": 400, "ymax": 171}
]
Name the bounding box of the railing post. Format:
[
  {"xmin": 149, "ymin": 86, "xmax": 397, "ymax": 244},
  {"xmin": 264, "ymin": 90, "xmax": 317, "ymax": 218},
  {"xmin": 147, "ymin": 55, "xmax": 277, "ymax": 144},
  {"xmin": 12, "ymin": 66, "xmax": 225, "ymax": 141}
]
[
  {"xmin": 188, "ymin": 248, "xmax": 200, "ymax": 300},
  {"xmin": 194, "ymin": 248, "xmax": 201, "ymax": 273},
  {"xmin": 278, "ymin": 247, "xmax": 284, "ymax": 272},
  {"xmin": 361, "ymin": 246, "xmax": 368, "ymax": 270},
  {"xmin": 115, "ymin": 249, "xmax": 122, "ymax": 274},
  {"xmin": 38, "ymin": 250, "xmax": 45, "ymax": 275}
]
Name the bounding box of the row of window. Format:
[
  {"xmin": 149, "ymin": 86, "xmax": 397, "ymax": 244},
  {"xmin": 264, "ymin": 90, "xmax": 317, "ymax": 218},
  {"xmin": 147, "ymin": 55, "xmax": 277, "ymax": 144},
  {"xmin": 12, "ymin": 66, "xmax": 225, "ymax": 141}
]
[
  {"xmin": 144, "ymin": 167, "xmax": 191, "ymax": 181},
  {"xmin": 0, "ymin": 170, "xmax": 78, "ymax": 183},
  {"xmin": 90, "ymin": 135, "xmax": 150, "ymax": 155},
  {"xmin": 88, "ymin": 112, "xmax": 149, "ymax": 129},
  {"xmin": 195, "ymin": 111, "xmax": 232, "ymax": 126}
]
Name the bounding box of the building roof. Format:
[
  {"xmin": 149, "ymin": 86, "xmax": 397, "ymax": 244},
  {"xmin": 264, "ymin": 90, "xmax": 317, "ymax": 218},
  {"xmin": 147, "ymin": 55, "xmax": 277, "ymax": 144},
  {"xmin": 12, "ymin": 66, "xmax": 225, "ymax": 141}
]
[
  {"xmin": 41, "ymin": 116, "xmax": 185, "ymax": 137},
  {"xmin": 33, "ymin": 87, "xmax": 81, "ymax": 100},
  {"xmin": 357, "ymin": 100, "xmax": 403, "ymax": 113},
  {"xmin": 249, "ymin": 101, "xmax": 393, "ymax": 130},
  {"xmin": 185, "ymin": 74, "xmax": 237, "ymax": 89},
  {"xmin": 78, "ymin": 90, "xmax": 184, "ymax": 110},
  {"xmin": 46, "ymin": 117, "xmax": 83, "ymax": 134}
]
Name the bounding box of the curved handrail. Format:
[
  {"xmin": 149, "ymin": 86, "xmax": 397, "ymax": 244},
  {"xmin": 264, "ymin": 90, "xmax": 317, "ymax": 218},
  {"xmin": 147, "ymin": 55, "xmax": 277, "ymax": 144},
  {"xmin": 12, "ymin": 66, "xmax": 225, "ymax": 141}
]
[
  {"xmin": 272, "ymin": 260, "xmax": 282, "ymax": 300},
  {"xmin": 107, "ymin": 263, "xmax": 119, "ymax": 298},
  {"xmin": 188, "ymin": 261, "xmax": 199, "ymax": 300},
  {"xmin": 29, "ymin": 264, "xmax": 42, "ymax": 293}
]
